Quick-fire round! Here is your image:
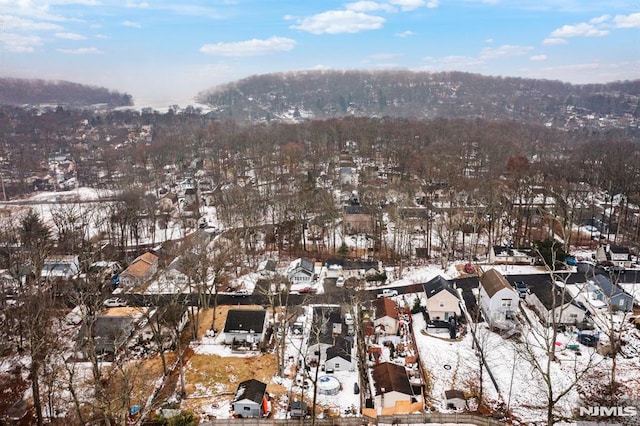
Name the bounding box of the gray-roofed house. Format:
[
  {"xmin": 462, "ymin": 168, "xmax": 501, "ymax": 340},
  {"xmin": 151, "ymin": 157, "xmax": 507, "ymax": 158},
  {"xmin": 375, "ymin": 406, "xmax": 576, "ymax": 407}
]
[
  {"xmin": 596, "ymin": 244, "xmax": 632, "ymax": 268},
  {"xmin": 324, "ymin": 337, "xmax": 353, "ymax": 373},
  {"xmin": 287, "ymin": 257, "xmax": 316, "ymax": 285},
  {"xmin": 223, "ymin": 309, "xmax": 269, "ymax": 345},
  {"xmin": 307, "ymin": 306, "xmax": 343, "ymax": 364},
  {"xmin": 591, "ymin": 274, "xmax": 634, "ymax": 311},
  {"xmin": 527, "ymin": 281, "xmax": 589, "ymax": 326},
  {"xmin": 76, "ymin": 315, "xmax": 135, "ymax": 356},
  {"xmin": 423, "ymin": 276, "xmax": 461, "ymax": 321},
  {"xmin": 231, "ymin": 379, "xmax": 269, "ymax": 418}
]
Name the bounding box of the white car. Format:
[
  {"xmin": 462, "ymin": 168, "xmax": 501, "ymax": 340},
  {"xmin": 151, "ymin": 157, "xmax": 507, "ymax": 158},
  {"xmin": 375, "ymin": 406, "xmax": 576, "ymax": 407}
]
[
  {"xmin": 336, "ymin": 276, "xmax": 345, "ymax": 287},
  {"xmin": 103, "ymin": 297, "xmax": 127, "ymax": 307}
]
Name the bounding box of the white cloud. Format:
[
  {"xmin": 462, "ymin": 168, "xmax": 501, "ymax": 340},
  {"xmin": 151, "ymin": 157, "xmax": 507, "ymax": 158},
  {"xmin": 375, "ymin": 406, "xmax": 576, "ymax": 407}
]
[
  {"xmin": 550, "ymin": 23, "xmax": 608, "ymax": 37},
  {"xmin": 589, "ymin": 14, "xmax": 610, "ymax": 24},
  {"xmin": 290, "ymin": 10, "xmax": 385, "ymax": 34},
  {"xmin": 427, "ymin": 0, "xmax": 439, "ymax": 8},
  {"xmin": 57, "ymin": 47, "xmax": 103, "ymax": 54},
  {"xmin": 200, "ymin": 36, "xmax": 296, "ymax": 56},
  {"xmin": 485, "ymin": 38, "xmax": 493, "ymax": 43},
  {"xmin": 0, "ymin": 33, "xmax": 43, "ymax": 53},
  {"xmin": 395, "ymin": 30, "xmax": 415, "ymax": 38},
  {"xmin": 0, "ymin": 14, "xmax": 62, "ymax": 31},
  {"xmin": 530, "ymin": 54, "xmax": 547, "ymax": 61},
  {"xmin": 542, "ymin": 37, "xmax": 567, "ymax": 45},
  {"xmin": 389, "ymin": 0, "xmax": 428, "ymax": 11},
  {"xmin": 346, "ymin": 1, "xmax": 397, "ymax": 13},
  {"xmin": 126, "ymin": 1, "xmax": 149, "ymax": 8},
  {"xmin": 121, "ymin": 20, "xmax": 142, "ymax": 28},
  {"xmin": 613, "ymin": 12, "xmax": 640, "ymax": 29},
  {"xmin": 480, "ymin": 44, "xmax": 533, "ymax": 59},
  {"xmin": 55, "ymin": 32, "xmax": 87, "ymax": 40}
]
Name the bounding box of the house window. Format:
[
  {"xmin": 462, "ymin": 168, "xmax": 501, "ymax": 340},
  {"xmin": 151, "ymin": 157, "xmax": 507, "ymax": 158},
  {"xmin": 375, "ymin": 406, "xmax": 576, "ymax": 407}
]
[
  {"xmin": 243, "ymin": 407, "xmax": 250, "ymax": 411},
  {"xmin": 439, "ymin": 301, "xmax": 445, "ymax": 307},
  {"xmin": 335, "ymin": 363, "xmax": 340, "ymax": 369},
  {"xmin": 569, "ymin": 313, "xmax": 578, "ymax": 319},
  {"xmin": 619, "ymin": 299, "xmax": 625, "ymax": 307},
  {"xmin": 501, "ymin": 299, "xmax": 512, "ymax": 307}
]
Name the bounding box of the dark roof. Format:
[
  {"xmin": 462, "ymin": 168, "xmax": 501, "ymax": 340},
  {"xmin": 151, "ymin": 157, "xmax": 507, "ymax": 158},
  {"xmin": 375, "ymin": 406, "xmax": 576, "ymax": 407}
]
[
  {"xmin": 609, "ymin": 246, "xmax": 630, "ymax": 254},
  {"xmin": 224, "ymin": 309, "xmax": 267, "ymax": 333},
  {"xmin": 480, "ymin": 269, "xmax": 512, "ymax": 298},
  {"xmin": 77, "ymin": 316, "xmax": 134, "ymax": 353},
  {"xmin": 311, "ymin": 306, "xmax": 343, "ymax": 344},
  {"xmin": 344, "ymin": 205, "xmax": 371, "ymax": 215},
  {"xmin": 300, "ymin": 258, "xmax": 314, "ymax": 274},
  {"xmin": 445, "ymin": 389, "xmax": 465, "ymax": 400},
  {"xmin": 371, "ymin": 362, "xmax": 412, "ymax": 396},
  {"xmin": 326, "ymin": 258, "xmax": 379, "ymax": 271},
  {"xmin": 527, "ymin": 281, "xmax": 574, "ymax": 311},
  {"xmin": 326, "ymin": 343, "xmax": 351, "ymax": 362},
  {"xmin": 423, "ymin": 276, "xmax": 459, "ymax": 300},
  {"xmin": 232, "ymin": 379, "xmax": 266, "ymax": 404}
]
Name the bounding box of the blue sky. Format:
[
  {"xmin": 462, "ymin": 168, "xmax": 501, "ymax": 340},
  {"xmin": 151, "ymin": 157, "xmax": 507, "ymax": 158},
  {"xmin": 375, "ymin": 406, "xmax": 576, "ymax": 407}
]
[{"xmin": 0, "ymin": 0, "xmax": 638, "ymax": 108}]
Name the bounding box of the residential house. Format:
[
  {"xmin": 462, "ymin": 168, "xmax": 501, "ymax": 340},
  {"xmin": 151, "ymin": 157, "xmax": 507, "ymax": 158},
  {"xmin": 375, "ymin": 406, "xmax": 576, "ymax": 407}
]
[
  {"xmin": 231, "ymin": 379, "xmax": 269, "ymax": 418},
  {"xmin": 596, "ymin": 245, "xmax": 632, "ymax": 268},
  {"xmin": 223, "ymin": 309, "xmax": 269, "ymax": 345},
  {"xmin": 444, "ymin": 389, "xmax": 466, "ymax": 411},
  {"xmin": 371, "ymin": 362, "xmax": 420, "ymax": 415},
  {"xmin": 527, "ymin": 281, "xmax": 589, "ymax": 326},
  {"xmin": 41, "ymin": 255, "xmax": 80, "ymax": 281},
  {"xmin": 591, "ymin": 274, "xmax": 634, "ymax": 311},
  {"xmin": 479, "ymin": 269, "xmax": 520, "ymax": 325},
  {"xmin": 286, "ymin": 257, "xmax": 316, "ymax": 285},
  {"xmin": 422, "ymin": 276, "xmax": 461, "ymax": 321},
  {"xmin": 343, "ymin": 205, "xmax": 373, "ymax": 235},
  {"xmin": 76, "ymin": 314, "xmax": 136, "ymax": 356},
  {"xmin": 119, "ymin": 252, "xmax": 159, "ymax": 289},
  {"xmin": 488, "ymin": 246, "xmax": 536, "ymax": 265},
  {"xmin": 372, "ymin": 297, "xmax": 399, "ymax": 335},
  {"xmin": 324, "ymin": 337, "xmax": 354, "ymax": 373},
  {"xmin": 307, "ymin": 306, "xmax": 343, "ymax": 364}
]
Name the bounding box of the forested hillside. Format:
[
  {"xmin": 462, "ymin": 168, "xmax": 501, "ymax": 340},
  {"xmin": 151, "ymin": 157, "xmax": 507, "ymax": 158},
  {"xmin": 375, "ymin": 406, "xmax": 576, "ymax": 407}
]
[
  {"xmin": 0, "ymin": 78, "xmax": 133, "ymax": 108},
  {"xmin": 197, "ymin": 70, "xmax": 640, "ymax": 137}
]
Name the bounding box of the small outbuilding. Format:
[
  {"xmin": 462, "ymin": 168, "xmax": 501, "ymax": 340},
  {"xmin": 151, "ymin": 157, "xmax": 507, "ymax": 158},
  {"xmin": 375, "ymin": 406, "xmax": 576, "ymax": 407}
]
[
  {"xmin": 232, "ymin": 379, "xmax": 269, "ymax": 418},
  {"xmin": 444, "ymin": 389, "xmax": 466, "ymax": 410}
]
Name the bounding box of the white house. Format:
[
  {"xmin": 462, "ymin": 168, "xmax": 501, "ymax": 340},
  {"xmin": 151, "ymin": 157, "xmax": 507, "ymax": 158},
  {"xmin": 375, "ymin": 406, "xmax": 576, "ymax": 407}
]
[
  {"xmin": 41, "ymin": 255, "xmax": 80, "ymax": 280},
  {"xmin": 231, "ymin": 379, "xmax": 269, "ymax": 418},
  {"xmin": 371, "ymin": 362, "xmax": 419, "ymax": 414},
  {"xmin": 479, "ymin": 269, "xmax": 520, "ymax": 326},
  {"xmin": 423, "ymin": 276, "xmax": 461, "ymax": 321},
  {"xmin": 286, "ymin": 258, "xmax": 316, "ymax": 284},
  {"xmin": 223, "ymin": 309, "xmax": 269, "ymax": 345},
  {"xmin": 488, "ymin": 246, "xmax": 536, "ymax": 265},
  {"xmin": 527, "ymin": 282, "xmax": 589, "ymax": 326},
  {"xmin": 596, "ymin": 244, "xmax": 632, "ymax": 268}
]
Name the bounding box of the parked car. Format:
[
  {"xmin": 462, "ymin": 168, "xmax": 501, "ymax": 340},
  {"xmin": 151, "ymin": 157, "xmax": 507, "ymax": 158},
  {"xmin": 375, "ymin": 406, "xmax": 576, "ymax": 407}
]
[
  {"xmin": 336, "ymin": 276, "xmax": 345, "ymax": 287},
  {"xmin": 298, "ymin": 286, "xmax": 317, "ymax": 294},
  {"xmin": 377, "ymin": 289, "xmax": 399, "ymax": 298},
  {"xmin": 232, "ymin": 289, "xmax": 249, "ymax": 297},
  {"xmin": 514, "ymin": 281, "xmax": 528, "ymax": 298},
  {"xmin": 103, "ymin": 297, "xmax": 127, "ymax": 307}
]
